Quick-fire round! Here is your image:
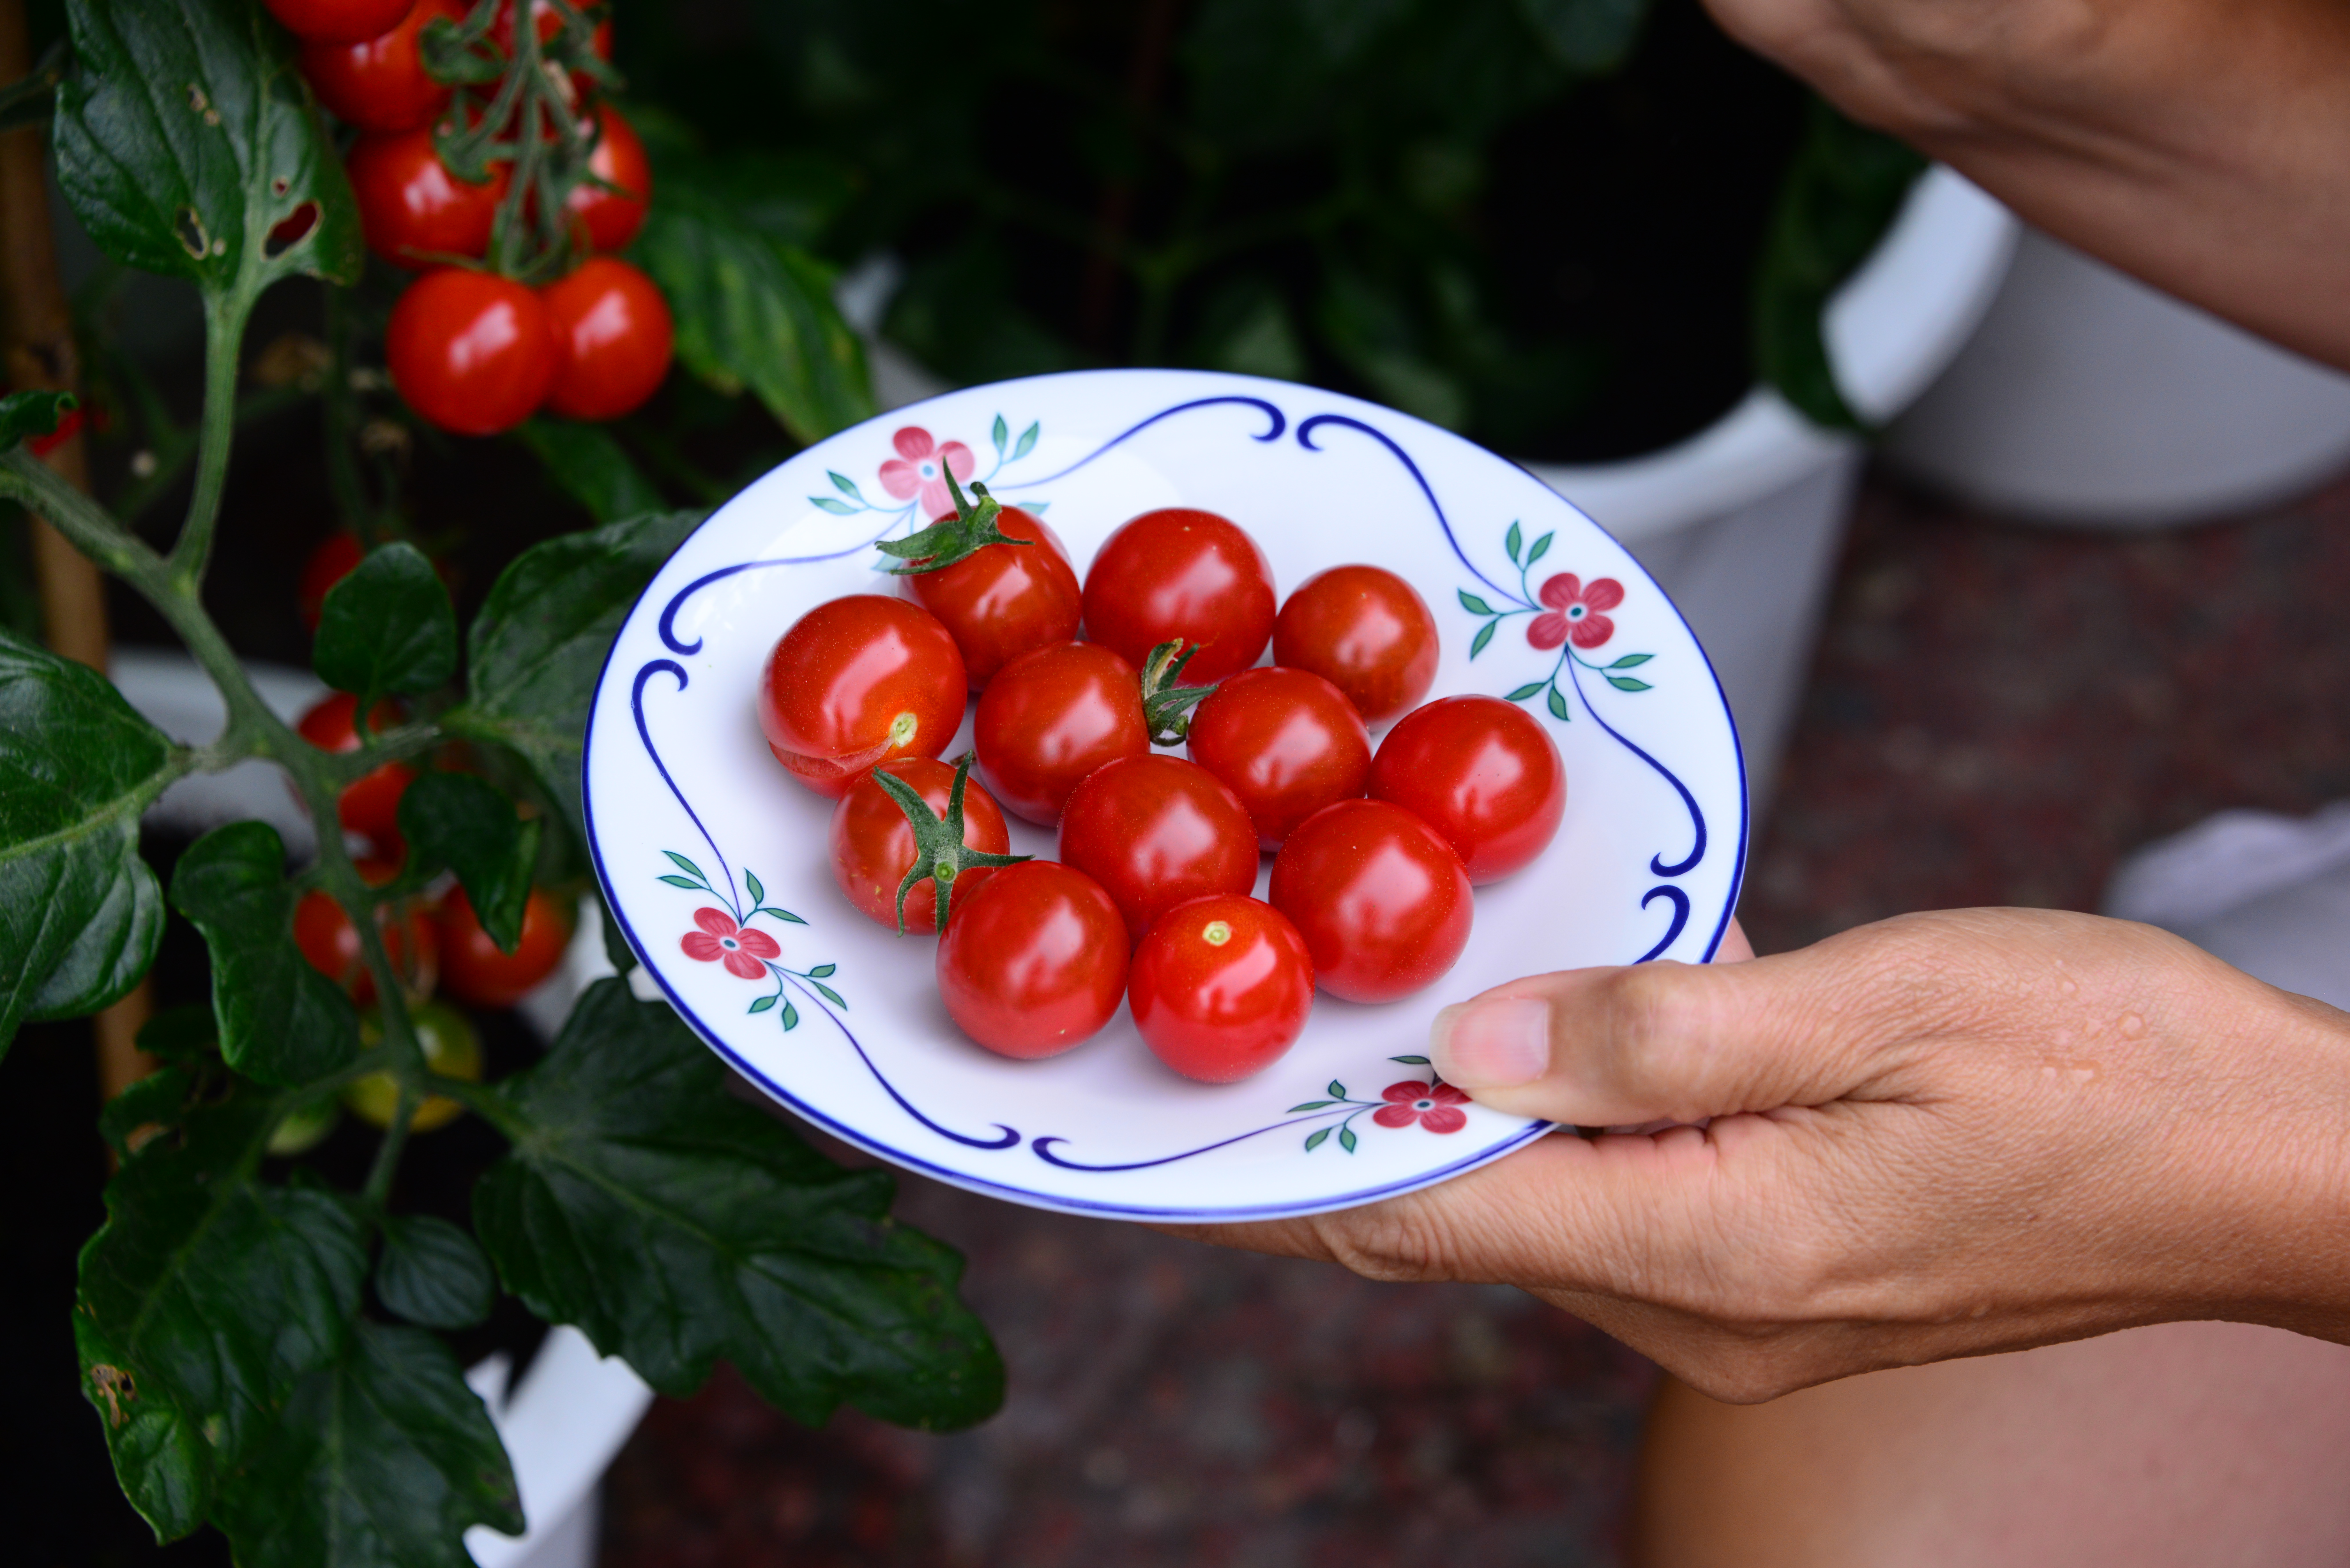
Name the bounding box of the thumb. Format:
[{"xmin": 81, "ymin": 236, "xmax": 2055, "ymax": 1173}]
[{"xmin": 1428, "ymin": 940, "xmax": 1887, "ymax": 1126}]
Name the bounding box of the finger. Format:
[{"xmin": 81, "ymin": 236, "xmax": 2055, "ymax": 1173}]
[{"xmin": 1426, "ymin": 940, "xmax": 1899, "ymax": 1126}]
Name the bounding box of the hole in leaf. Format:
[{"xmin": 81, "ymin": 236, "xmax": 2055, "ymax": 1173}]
[
  {"xmin": 272, "ymin": 175, "xmax": 289, "ymax": 196},
  {"xmin": 173, "ymin": 207, "xmax": 209, "ymax": 259},
  {"xmin": 265, "ymin": 202, "xmax": 319, "ymax": 257}
]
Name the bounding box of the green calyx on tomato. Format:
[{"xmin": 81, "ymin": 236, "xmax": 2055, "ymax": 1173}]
[
  {"xmin": 866, "ymin": 753, "xmax": 1033, "ymax": 935},
  {"xmin": 1138, "ymin": 637, "xmax": 1219, "ymax": 746},
  {"xmin": 875, "ymin": 469, "xmax": 1033, "ymax": 576}
]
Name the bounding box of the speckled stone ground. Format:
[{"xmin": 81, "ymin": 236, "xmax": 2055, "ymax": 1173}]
[{"xmin": 596, "ymin": 465, "xmax": 2350, "ymax": 1568}]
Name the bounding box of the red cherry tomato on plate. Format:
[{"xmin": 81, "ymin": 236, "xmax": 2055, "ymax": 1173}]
[
  {"xmin": 1081, "ymin": 508, "xmax": 1276, "ymax": 684},
  {"xmin": 387, "ymin": 268, "xmax": 556, "ymax": 435},
  {"xmin": 1186, "ymin": 666, "xmax": 1371, "ymax": 850},
  {"xmin": 540, "ymin": 257, "xmax": 673, "ymax": 421},
  {"xmin": 565, "ymin": 104, "xmax": 651, "ymax": 252},
  {"xmin": 294, "ymin": 859, "xmax": 439, "ymax": 1006},
  {"xmin": 830, "ymin": 757, "xmax": 1012, "ymax": 934},
  {"xmin": 1129, "ymin": 894, "xmax": 1314, "ymax": 1083},
  {"xmin": 936, "ymin": 861, "xmax": 1129, "ymax": 1059},
  {"xmin": 347, "ymin": 126, "xmax": 510, "ymax": 268},
  {"xmin": 437, "ymin": 884, "xmax": 577, "ymax": 1008},
  {"xmin": 298, "ymin": 533, "xmax": 364, "ymax": 632},
  {"xmin": 1369, "ymin": 695, "xmax": 1566, "ymax": 883},
  {"xmin": 300, "ymin": 0, "xmax": 463, "ymax": 131},
  {"xmin": 1058, "ymin": 754, "xmax": 1258, "ymax": 944},
  {"xmin": 297, "ymin": 692, "xmax": 417, "ymax": 857},
  {"xmin": 1272, "ymin": 565, "xmax": 1440, "ymax": 725},
  {"xmin": 758, "ymin": 596, "xmax": 967, "ymax": 799},
  {"xmin": 973, "ymin": 641, "xmax": 1147, "ymax": 825},
  {"xmin": 904, "ymin": 505, "xmax": 1082, "ymax": 690},
  {"xmin": 1269, "ymin": 798, "xmax": 1473, "ymax": 1003},
  {"xmin": 265, "ymin": 0, "xmax": 414, "ymax": 44}
]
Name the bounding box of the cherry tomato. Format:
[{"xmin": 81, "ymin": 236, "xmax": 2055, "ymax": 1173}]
[
  {"xmin": 1186, "ymin": 667, "xmax": 1371, "ymax": 850},
  {"xmin": 344, "ymin": 1001, "xmax": 482, "ymax": 1132},
  {"xmin": 829, "ymin": 757, "xmax": 1012, "ymax": 935},
  {"xmin": 386, "ymin": 268, "xmax": 556, "ymax": 436},
  {"xmin": 972, "ymin": 641, "xmax": 1146, "ymax": 825},
  {"xmin": 294, "ymin": 860, "xmax": 439, "ymax": 1006},
  {"xmin": 565, "ymin": 104, "xmax": 651, "ymax": 252},
  {"xmin": 298, "ymin": 532, "xmax": 364, "ymax": 632},
  {"xmin": 491, "ymin": 0, "xmax": 612, "ymax": 94},
  {"xmin": 437, "ymin": 885, "xmax": 577, "ymax": 1007},
  {"xmin": 298, "ymin": 692, "xmax": 417, "ymax": 857},
  {"xmin": 1129, "ymin": 894, "xmax": 1315, "ymax": 1083},
  {"xmin": 1268, "ymin": 798, "xmax": 1473, "ymax": 1003},
  {"xmin": 300, "ymin": 0, "xmax": 463, "ymax": 131},
  {"xmin": 1369, "ymin": 696, "xmax": 1566, "ymax": 883},
  {"xmin": 1081, "ymin": 508, "xmax": 1276, "ymax": 684},
  {"xmin": 539, "ymin": 257, "xmax": 673, "ymax": 421},
  {"xmin": 904, "ymin": 506, "xmax": 1082, "ymax": 690},
  {"xmin": 1058, "ymin": 754, "xmax": 1258, "ymax": 944},
  {"xmin": 758, "ymin": 596, "xmax": 967, "ymax": 799},
  {"xmin": 347, "ymin": 126, "xmax": 509, "ymax": 268},
  {"xmin": 935, "ymin": 861, "xmax": 1128, "ymax": 1059},
  {"xmin": 1272, "ymin": 565, "xmax": 1440, "ymax": 725},
  {"xmin": 265, "ymin": 0, "xmax": 414, "ymax": 45}
]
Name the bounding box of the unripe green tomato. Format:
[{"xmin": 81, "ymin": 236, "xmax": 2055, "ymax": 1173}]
[
  {"xmin": 266, "ymin": 1097, "xmax": 341, "ymax": 1157},
  {"xmin": 344, "ymin": 1001, "xmax": 483, "ymax": 1133}
]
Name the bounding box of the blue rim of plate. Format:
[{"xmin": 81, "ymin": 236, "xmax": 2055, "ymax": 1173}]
[{"xmin": 581, "ymin": 369, "xmax": 1749, "ymax": 1222}]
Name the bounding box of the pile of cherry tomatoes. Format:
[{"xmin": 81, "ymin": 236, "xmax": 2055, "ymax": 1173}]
[
  {"xmin": 760, "ymin": 482, "xmax": 1566, "ymax": 1084},
  {"xmin": 268, "ymin": 0, "xmax": 673, "ymax": 436}
]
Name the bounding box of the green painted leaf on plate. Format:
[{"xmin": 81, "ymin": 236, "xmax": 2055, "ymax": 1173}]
[
  {"xmin": 1457, "ymin": 590, "xmax": 1494, "ymax": 616},
  {"xmin": 1547, "ymin": 686, "xmax": 1570, "ymax": 720},
  {"xmin": 1504, "ymin": 682, "xmax": 1544, "ymax": 701},
  {"xmin": 1468, "ymin": 620, "xmax": 1496, "ymax": 658}
]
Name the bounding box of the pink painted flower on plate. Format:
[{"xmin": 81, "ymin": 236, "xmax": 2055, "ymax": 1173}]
[
  {"xmin": 876, "ymin": 426, "xmax": 977, "ymax": 521},
  {"xmin": 1526, "ymin": 573, "xmax": 1623, "ymax": 651},
  {"xmin": 679, "ymin": 907, "xmax": 780, "ymax": 980},
  {"xmin": 1372, "ymin": 1080, "xmax": 1470, "ymax": 1133}
]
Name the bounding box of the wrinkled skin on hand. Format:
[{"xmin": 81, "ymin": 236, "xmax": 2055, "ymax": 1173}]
[{"xmin": 1165, "ymin": 909, "xmax": 2350, "ymax": 1403}]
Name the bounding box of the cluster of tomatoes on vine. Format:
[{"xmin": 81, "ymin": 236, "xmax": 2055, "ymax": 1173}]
[
  {"xmin": 760, "ymin": 474, "xmax": 1568, "ymax": 1084},
  {"xmin": 269, "ymin": 0, "xmax": 671, "ymax": 438}
]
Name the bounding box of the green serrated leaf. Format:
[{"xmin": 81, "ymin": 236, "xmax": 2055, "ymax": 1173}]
[
  {"xmin": 805, "ymin": 963, "xmax": 835, "ymax": 979},
  {"xmin": 1608, "ymin": 653, "xmax": 1653, "ymax": 668},
  {"xmin": 1012, "ymin": 421, "xmax": 1039, "ymax": 459},
  {"xmin": 1527, "ymin": 531, "xmax": 1553, "ymax": 564},
  {"xmin": 54, "ymin": 0, "xmax": 362, "ymax": 299},
  {"xmin": 169, "ymin": 821, "xmax": 359, "ymax": 1086},
  {"xmin": 1547, "ymin": 685, "xmax": 1571, "ymax": 720},
  {"xmin": 514, "ymin": 419, "xmax": 666, "ymax": 524},
  {"xmin": 136, "ymin": 1003, "xmax": 218, "ymax": 1063},
  {"xmin": 0, "ymin": 629, "xmax": 177, "ymax": 1053},
  {"xmin": 1505, "ymin": 521, "xmax": 1522, "ymax": 562},
  {"xmin": 375, "ymin": 1216, "xmax": 495, "ymax": 1331},
  {"xmin": 633, "ymin": 170, "xmax": 873, "ymax": 443},
  {"xmin": 811, "ymin": 982, "xmax": 845, "ymax": 1008},
  {"xmin": 211, "ymin": 1320, "xmax": 522, "ymax": 1568},
  {"xmin": 1391, "ymin": 1054, "xmax": 1431, "ymax": 1065},
  {"xmin": 78, "ymin": 1089, "xmax": 368, "ymax": 1539},
  {"xmin": 810, "ymin": 496, "xmax": 857, "ymax": 516},
  {"xmin": 100, "ymin": 1064, "xmax": 194, "ymax": 1158},
  {"xmin": 1607, "ymin": 675, "xmax": 1653, "ymax": 692},
  {"xmin": 1469, "ymin": 620, "xmax": 1497, "ymax": 659},
  {"xmin": 1457, "ymin": 590, "xmax": 1494, "ymax": 616},
  {"xmin": 748, "ymin": 994, "xmax": 777, "ymax": 1014},
  {"xmin": 780, "ymin": 1000, "xmax": 799, "ymax": 1030},
  {"xmin": 0, "ymin": 389, "xmax": 76, "ymax": 450},
  {"xmin": 990, "ymin": 414, "xmax": 1007, "ymax": 456},
  {"xmin": 314, "ymin": 543, "xmax": 457, "ymax": 702},
  {"xmin": 442, "ymin": 510, "xmax": 702, "ymax": 841},
  {"xmin": 1286, "ymin": 1101, "xmax": 1336, "ymax": 1113},
  {"xmin": 1339, "ymin": 1125, "xmax": 1359, "ymax": 1154},
  {"xmin": 1303, "ymin": 1127, "xmax": 1330, "ymax": 1152},
  {"xmin": 657, "ymin": 874, "xmax": 701, "ymax": 889},
  {"xmin": 397, "ymin": 772, "xmax": 538, "ymax": 952},
  {"xmin": 473, "ymin": 980, "xmax": 1002, "ymax": 1429},
  {"xmin": 1505, "ymin": 681, "xmax": 1545, "ymax": 701}
]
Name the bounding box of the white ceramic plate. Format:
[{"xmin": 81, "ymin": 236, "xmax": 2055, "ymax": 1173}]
[{"xmin": 584, "ymin": 369, "xmax": 1746, "ymax": 1222}]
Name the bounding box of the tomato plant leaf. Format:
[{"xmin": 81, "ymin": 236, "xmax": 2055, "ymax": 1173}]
[
  {"xmin": 314, "ymin": 542, "xmax": 457, "ymax": 702},
  {"xmin": 513, "ymin": 418, "xmax": 667, "ymax": 524},
  {"xmin": 0, "ymin": 388, "xmax": 76, "ymax": 449},
  {"xmin": 375, "ymin": 1215, "xmax": 495, "ymax": 1331},
  {"xmin": 1468, "ymin": 619, "xmax": 1497, "ymax": 658},
  {"xmin": 211, "ymin": 1319, "xmax": 522, "ymax": 1568},
  {"xmin": 0, "ymin": 629, "xmax": 179, "ymax": 1055},
  {"xmin": 1514, "ymin": 0, "xmax": 1649, "ymax": 73},
  {"xmin": 169, "ymin": 820, "xmax": 359, "ymax": 1086},
  {"xmin": 473, "ymin": 979, "xmax": 1004, "ymax": 1430},
  {"xmin": 136, "ymin": 1002, "xmax": 220, "ymax": 1063},
  {"xmin": 77, "ymin": 1088, "xmax": 368, "ymax": 1540},
  {"xmin": 445, "ymin": 509, "xmax": 701, "ymax": 839},
  {"xmin": 633, "ymin": 172, "xmax": 873, "ymax": 443},
  {"xmin": 397, "ymin": 772, "xmax": 539, "ymax": 953},
  {"xmin": 53, "ymin": 0, "xmax": 361, "ymax": 298},
  {"xmin": 100, "ymin": 1063, "xmax": 196, "ymax": 1158}
]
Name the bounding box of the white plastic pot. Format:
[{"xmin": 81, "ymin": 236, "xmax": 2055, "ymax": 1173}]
[
  {"xmin": 112, "ymin": 652, "xmax": 653, "ymax": 1568},
  {"xmin": 1883, "ymin": 226, "xmax": 2350, "ymax": 528}
]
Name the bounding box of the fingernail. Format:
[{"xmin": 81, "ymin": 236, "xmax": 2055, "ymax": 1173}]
[{"xmin": 1431, "ymin": 997, "xmax": 1551, "ymax": 1088}]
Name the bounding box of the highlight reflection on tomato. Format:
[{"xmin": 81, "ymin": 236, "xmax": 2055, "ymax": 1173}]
[
  {"xmin": 830, "ymin": 758, "xmax": 1012, "ymax": 934},
  {"xmin": 299, "ymin": 0, "xmax": 464, "ymax": 131},
  {"xmin": 1368, "ymin": 695, "xmax": 1565, "ymax": 883},
  {"xmin": 540, "ymin": 257, "xmax": 674, "ymax": 422},
  {"xmin": 936, "ymin": 861, "xmax": 1129, "ymax": 1059},
  {"xmin": 1058, "ymin": 754, "xmax": 1259, "ymax": 944},
  {"xmin": 348, "ymin": 126, "xmax": 509, "ymax": 267},
  {"xmin": 1272, "ymin": 564, "xmax": 1440, "ymax": 724},
  {"xmin": 973, "ymin": 641, "xmax": 1147, "ymax": 825},
  {"xmin": 1269, "ymin": 798, "xmax": 1473, "ymax": 1003},
  {"xmin": 903, "ymin": 505, "xmax": 1082, "ymax": 690},
  {"xmin": 757, "ymin": 596, "xmax": 966, "ymax": 799},
  {"xmin": 1130, "ymin": 894, "xmax": 1315, "ymax": 1083},
  {"xmin": 386, "ymin": 269, "xmax": 555, "ymax": 436},
  {"xmin": 1186, "ymin": 666, "xmax": 1371, "ymax": 850},
  {"xmin": 1080, "ymin": 508, "xmax": 1276, "ymax": 684}
]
